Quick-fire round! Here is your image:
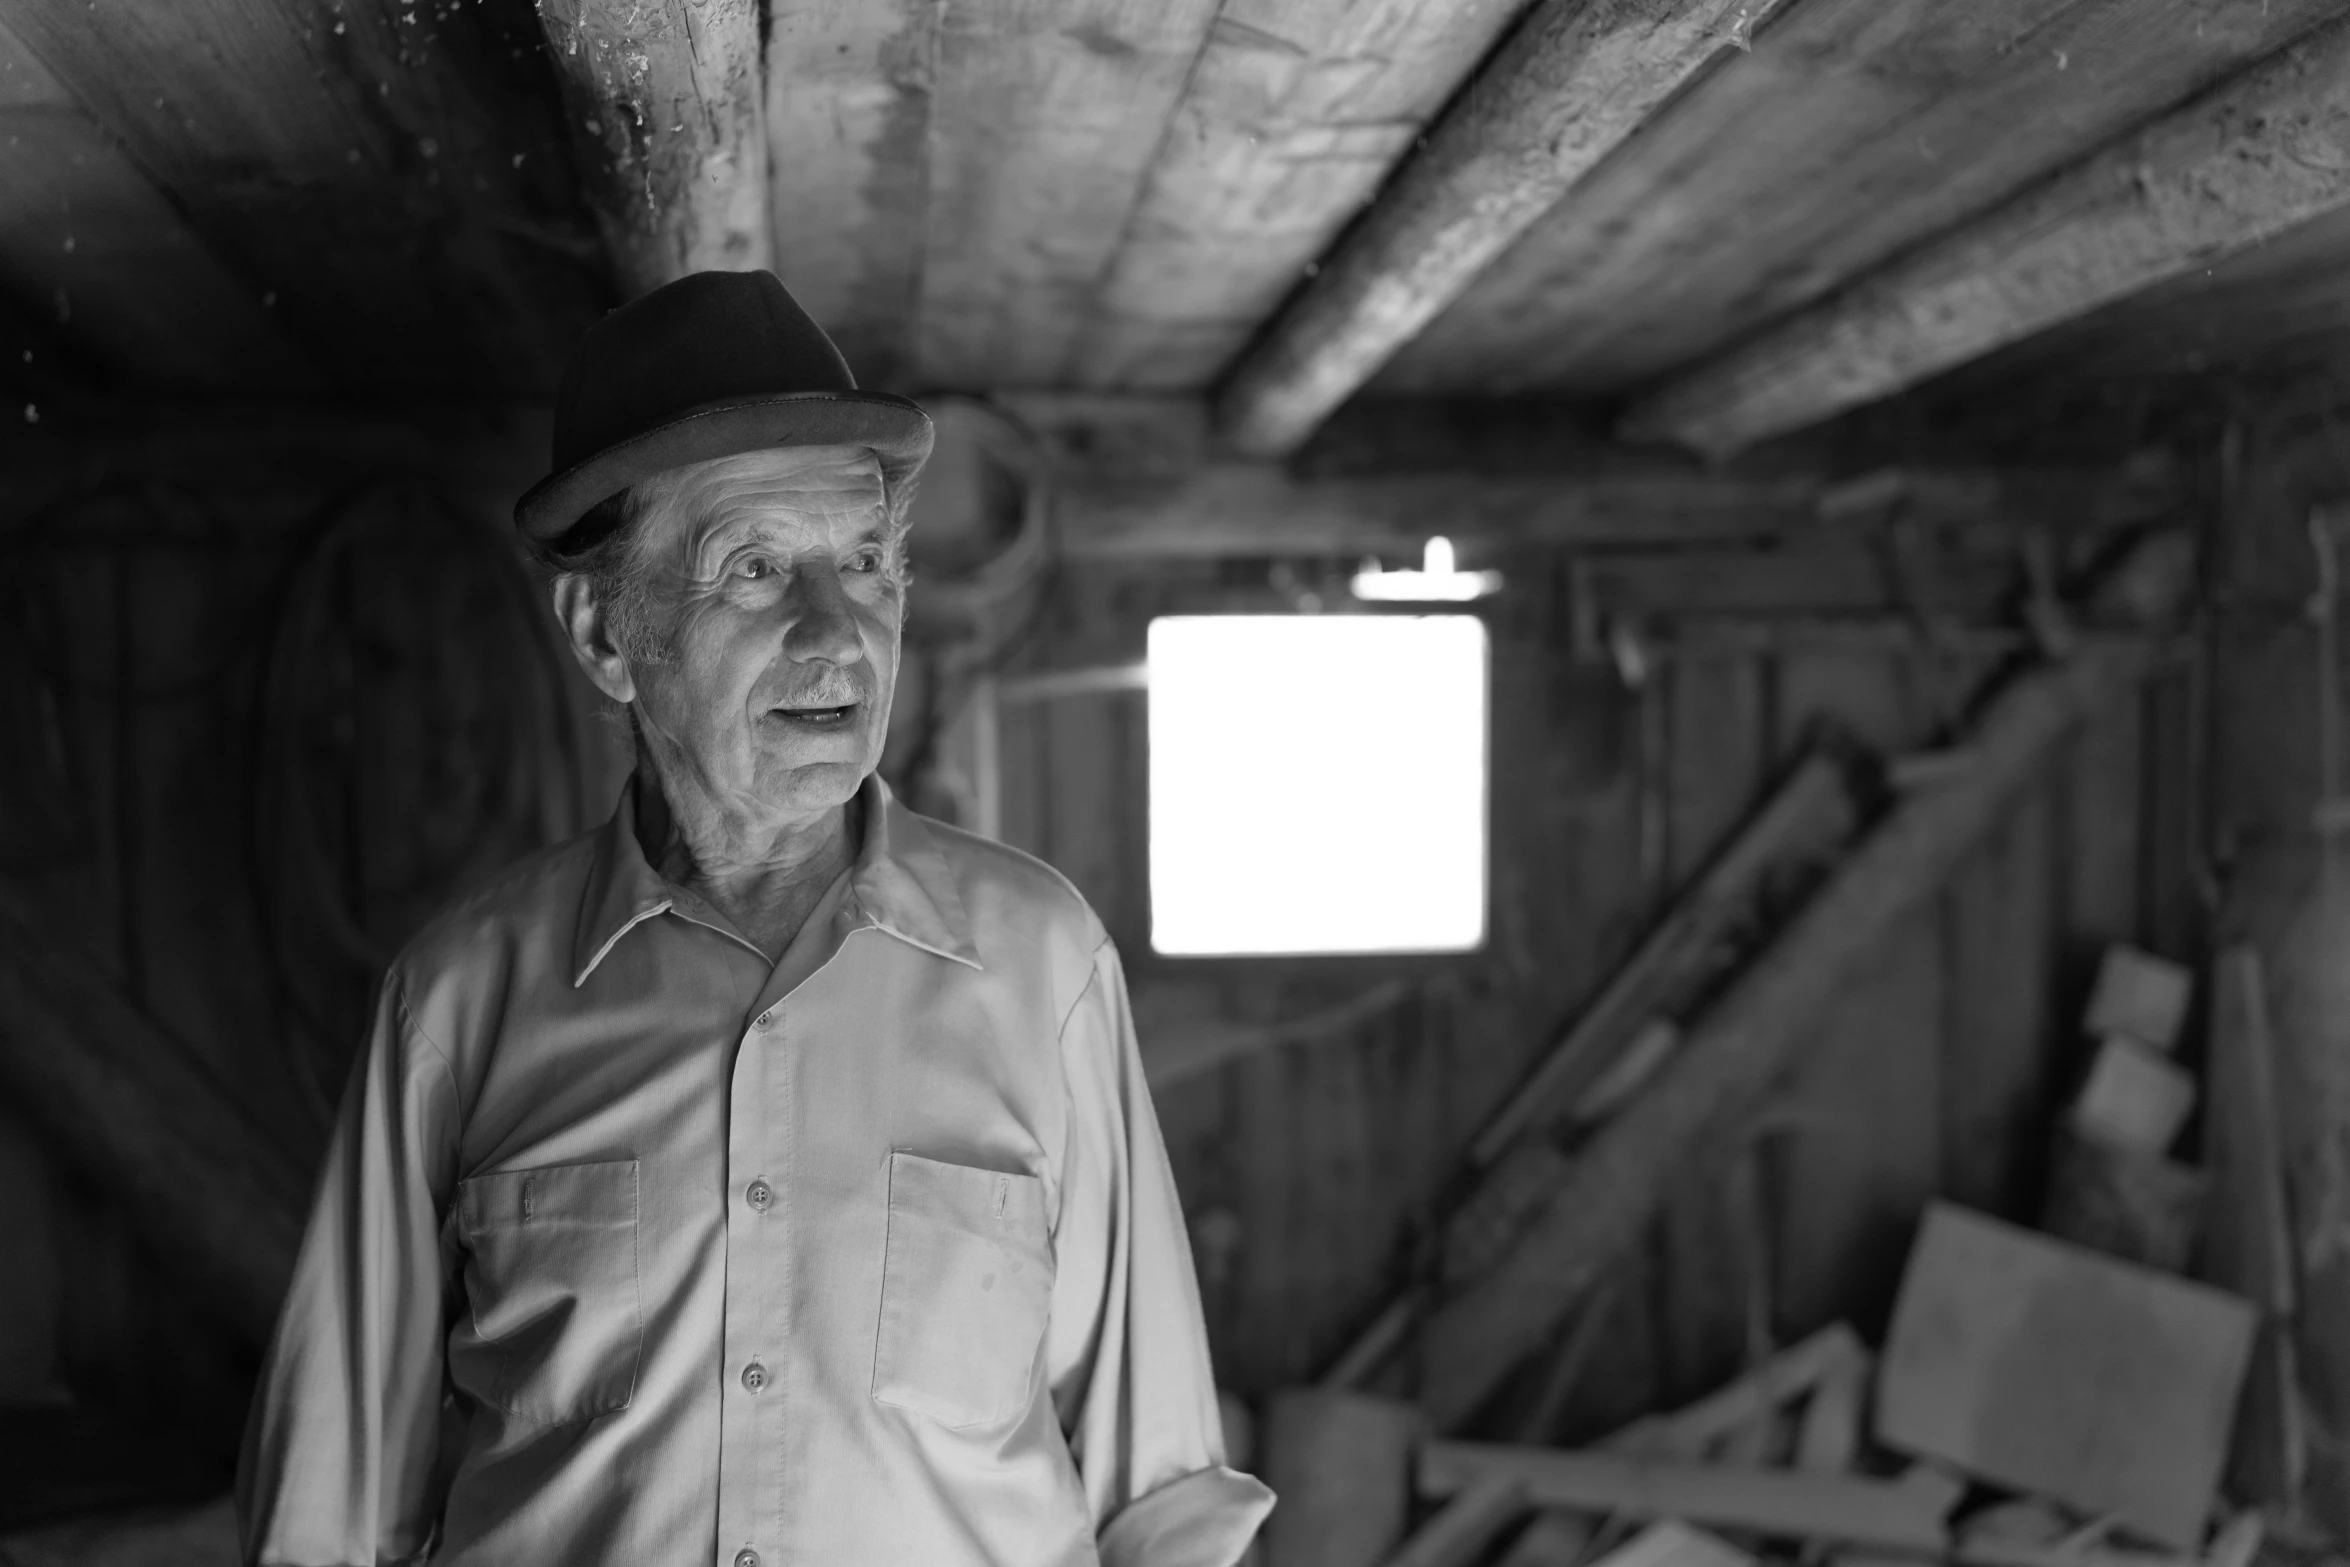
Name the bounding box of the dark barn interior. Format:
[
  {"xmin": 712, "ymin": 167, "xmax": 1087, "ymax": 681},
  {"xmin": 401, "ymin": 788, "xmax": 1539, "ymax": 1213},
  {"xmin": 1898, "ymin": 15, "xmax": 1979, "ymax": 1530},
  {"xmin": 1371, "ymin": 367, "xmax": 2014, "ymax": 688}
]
[{"xmin": 3, "ymin": 0, "xmax": 2350, "ymax": 1563}]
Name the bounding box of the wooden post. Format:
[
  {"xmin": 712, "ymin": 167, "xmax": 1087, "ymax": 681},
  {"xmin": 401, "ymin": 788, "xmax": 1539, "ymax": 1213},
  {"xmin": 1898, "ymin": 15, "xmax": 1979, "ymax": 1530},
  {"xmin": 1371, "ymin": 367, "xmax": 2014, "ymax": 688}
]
[
  {"xmin": 0, "ymin": 886, "xmax": 308, "ymax": 1349},
  {"xmin": 1411, "ymin": 534, "xmax": 2195, "ymax": 1430},
  {"xmin": 1212, "ymin": 0, "xmax": 1784, "ymax": 457},
  {"xmin": 535, "ymin": 0, "xmax": 773, "ymax": 296}
]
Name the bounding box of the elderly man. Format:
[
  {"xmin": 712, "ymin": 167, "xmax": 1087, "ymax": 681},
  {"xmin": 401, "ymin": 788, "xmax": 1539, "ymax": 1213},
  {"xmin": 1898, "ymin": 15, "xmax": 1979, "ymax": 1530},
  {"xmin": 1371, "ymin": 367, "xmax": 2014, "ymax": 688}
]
[{"xmin": 238, "ymin": 271, "xmax": 1272, "ymax": 1567}]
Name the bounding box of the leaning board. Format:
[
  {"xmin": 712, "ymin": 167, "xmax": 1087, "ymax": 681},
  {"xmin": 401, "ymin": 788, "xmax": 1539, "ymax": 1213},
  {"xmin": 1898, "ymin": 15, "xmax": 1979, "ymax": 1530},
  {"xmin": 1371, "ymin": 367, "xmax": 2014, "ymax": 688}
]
[{"xmin": 1877, "ymin": 1202, "xmax": 2255, "ymax": 1549}]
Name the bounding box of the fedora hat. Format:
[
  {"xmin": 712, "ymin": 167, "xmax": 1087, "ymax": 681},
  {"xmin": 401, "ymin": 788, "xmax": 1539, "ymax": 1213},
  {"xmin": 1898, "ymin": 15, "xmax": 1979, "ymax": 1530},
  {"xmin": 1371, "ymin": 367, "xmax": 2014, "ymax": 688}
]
[{"xmin": 514, "ymin": 270, "xmax": 933, "ymax": 545}]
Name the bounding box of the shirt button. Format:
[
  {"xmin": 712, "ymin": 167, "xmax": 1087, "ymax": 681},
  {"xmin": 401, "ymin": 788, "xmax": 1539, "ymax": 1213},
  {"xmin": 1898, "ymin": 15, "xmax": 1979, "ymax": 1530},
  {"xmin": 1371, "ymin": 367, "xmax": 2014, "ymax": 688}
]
[
  {"xmin": 752, "ymin": 1010, "xmax": 774, "ymax": 1031},
  {"xmin": 741, "ymin": 1361, "xmax": 768, "ymax": 1394},
  {"xmin": 735, "ymin": 1550, "xmax": 760, "ymax": 1567},
  {"xmin": 745, "ymin": 1179, "xmax": 773, "ymax": 1213}
]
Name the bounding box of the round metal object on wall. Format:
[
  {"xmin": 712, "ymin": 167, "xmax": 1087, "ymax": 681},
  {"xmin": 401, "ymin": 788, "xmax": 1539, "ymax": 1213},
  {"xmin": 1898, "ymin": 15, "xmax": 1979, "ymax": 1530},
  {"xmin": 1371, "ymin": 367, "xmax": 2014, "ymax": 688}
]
[{"xmin": 900, "ymin": 395, "xmax": 1051, "ymax": 657}]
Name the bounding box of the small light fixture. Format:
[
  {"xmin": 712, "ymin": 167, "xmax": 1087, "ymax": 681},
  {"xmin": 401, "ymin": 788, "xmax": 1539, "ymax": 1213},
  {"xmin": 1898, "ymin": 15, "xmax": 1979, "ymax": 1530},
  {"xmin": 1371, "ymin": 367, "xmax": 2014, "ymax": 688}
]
[{"xmin": 1351, "ymin": 536, "xmax": 1503, "ymax": 602}]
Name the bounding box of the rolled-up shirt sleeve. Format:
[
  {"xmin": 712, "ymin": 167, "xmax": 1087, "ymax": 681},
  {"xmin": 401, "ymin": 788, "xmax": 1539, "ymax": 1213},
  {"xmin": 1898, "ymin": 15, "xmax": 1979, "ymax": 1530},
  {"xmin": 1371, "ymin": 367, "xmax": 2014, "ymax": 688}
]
[
  {"xmin": 238, "ymin": 971, "xmax": 462, "ymax": 1566},
  {"xmin": 1048, "ymin": 937, "xmax": 1275, "ymax": 1567}
]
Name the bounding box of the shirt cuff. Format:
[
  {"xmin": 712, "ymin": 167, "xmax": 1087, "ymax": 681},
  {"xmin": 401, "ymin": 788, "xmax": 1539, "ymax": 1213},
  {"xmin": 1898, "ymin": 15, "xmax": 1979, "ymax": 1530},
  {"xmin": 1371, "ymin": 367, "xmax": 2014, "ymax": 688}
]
[{"xmin": 1098, "ymin": 1466, "xmax": 1277, "ymax": 1567}]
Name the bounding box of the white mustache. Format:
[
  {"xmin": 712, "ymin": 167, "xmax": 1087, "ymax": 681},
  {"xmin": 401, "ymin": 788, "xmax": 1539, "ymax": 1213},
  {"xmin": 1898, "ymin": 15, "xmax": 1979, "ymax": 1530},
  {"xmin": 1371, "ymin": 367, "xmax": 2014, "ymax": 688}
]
[{"xmin": 767, "ymin": 669, "xmax": 867, "ymax": 709}]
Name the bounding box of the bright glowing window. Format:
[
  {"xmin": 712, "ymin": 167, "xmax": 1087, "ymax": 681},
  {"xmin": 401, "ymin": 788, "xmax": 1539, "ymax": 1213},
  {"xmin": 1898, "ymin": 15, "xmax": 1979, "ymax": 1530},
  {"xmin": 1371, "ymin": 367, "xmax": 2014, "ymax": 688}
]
[{"xmin": 1147, "ymin": 614, "xmax": 1488, "ymax": 956}]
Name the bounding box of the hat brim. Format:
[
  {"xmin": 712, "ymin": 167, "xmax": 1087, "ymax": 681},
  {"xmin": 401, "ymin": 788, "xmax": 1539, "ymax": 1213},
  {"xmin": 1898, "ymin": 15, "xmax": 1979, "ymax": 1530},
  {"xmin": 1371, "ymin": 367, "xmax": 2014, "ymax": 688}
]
[{"xmin": 514, "ymin": 390, "xmax": 935, "ymax": 544}]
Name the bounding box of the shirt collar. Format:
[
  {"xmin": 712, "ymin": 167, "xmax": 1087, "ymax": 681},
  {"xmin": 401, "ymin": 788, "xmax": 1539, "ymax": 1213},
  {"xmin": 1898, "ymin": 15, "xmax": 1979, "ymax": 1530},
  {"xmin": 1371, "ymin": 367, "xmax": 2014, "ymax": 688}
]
[{"xmin": 571, "ymin": 772, "xmax": 981, "ymax": 987}]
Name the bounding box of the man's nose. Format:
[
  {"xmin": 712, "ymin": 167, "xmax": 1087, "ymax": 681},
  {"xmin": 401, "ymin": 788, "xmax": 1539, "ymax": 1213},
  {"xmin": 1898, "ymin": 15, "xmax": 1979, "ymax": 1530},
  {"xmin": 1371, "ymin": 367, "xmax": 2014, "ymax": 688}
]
[{"xmin": 779, "ymin": 564, "xmax": 865, "ymax": 665}]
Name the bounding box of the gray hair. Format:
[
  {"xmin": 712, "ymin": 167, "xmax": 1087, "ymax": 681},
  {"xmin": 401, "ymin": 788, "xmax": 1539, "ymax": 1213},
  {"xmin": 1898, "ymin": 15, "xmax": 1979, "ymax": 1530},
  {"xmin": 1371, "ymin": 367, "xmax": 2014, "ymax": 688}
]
[{"xmin": 539, "ymin": 449, "xmax": 917, "ymax": 668}]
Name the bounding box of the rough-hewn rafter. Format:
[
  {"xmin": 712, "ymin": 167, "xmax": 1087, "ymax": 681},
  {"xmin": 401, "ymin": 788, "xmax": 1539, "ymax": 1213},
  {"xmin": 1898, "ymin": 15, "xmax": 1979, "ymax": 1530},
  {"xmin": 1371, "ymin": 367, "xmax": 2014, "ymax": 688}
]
[
  {"xmin": 536, "ymin": 0, "xmax": 772, "ymax": 297},
  {"xmin": 1623, "ymin": 12, "xmax": 2350, "ymax": 457},
  {"xmin": 1211, "ymin": 0, "xmax": 1784, "ymax": 457}
]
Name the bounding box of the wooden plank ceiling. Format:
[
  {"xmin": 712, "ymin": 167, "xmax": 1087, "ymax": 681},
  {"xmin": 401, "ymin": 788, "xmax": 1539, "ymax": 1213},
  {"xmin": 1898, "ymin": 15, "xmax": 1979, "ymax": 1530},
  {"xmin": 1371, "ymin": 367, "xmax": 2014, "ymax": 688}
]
[{"xmin": 2, "ymin": 0, "xmax": 2348, "ymax": 445}]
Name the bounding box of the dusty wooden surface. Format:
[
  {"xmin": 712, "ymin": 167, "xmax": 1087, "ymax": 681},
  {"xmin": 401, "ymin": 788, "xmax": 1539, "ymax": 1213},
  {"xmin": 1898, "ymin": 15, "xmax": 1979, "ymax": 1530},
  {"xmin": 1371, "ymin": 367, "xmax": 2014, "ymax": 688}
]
[
  {"xmin": 2210, "ymin": 395, "xmax": 2350, "ymax": 1536},
  {"xmin": 1212, "ymin": 0, "xmax": 1777, "ymax": 455},
  {"xmin": 1383, "ymin": 0, "xmax": 2345, "ymax": 400},
  {"xmin": 1, "ymin": 0, "xmax": 607, "ymax": 392},
  {"xmin": 0, "ymin": 0, "xmax": 2337, "ymax": 437},
  {"xmin": 1625, "ymin": 12, "xmax": 2350, "ymax": 454},
  {"xmin": 1069, "ymin": 0, "xmax": 1523, "ymax": 391},
  {"xmin": 765, "ymin": 0, "xmax": 939, "ymax": 384},
  {"xmin": 535, "ymin": 0, "xmax": 772, "ymax": 295},
  {"xmin": 0, "ymin": 18, "xmax": 311, "ymax": 391},
  {"xmin": 915, "ymin": 0, "xmax": 1226, "ymax": 387}
]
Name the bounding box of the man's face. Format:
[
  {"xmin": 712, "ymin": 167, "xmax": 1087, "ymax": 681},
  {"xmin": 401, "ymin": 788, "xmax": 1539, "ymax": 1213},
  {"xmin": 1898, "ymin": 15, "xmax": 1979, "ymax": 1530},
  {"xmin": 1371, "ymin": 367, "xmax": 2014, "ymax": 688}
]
[{"xmin": 613, "ymin": 446, "xmax": 903, "ymax": 828}]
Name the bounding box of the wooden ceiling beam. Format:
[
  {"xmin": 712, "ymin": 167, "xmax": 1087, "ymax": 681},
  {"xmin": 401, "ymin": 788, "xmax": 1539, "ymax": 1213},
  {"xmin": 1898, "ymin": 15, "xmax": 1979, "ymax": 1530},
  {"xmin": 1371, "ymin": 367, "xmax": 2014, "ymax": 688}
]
[
  {"xmin": 1065, "ymin": 0, "xmax": 1527, "ymax": 391},
  {"xmin": 996, "ymin": 394, "xmax": 2175, "ymax": 558},
  {"xmin": 1375, "ymin": 0, "xmax": 2341, "ymax": 403},
  {"xmin": 0, "ymin": 392, "xmax": 2177, "ymax": 561},
  {"xmin": 1209, "ymin": 0, "xmax": 1786, "ymax": 457},
  {"xmin": 1052, "ymin": 460, "xmax": 2167, "ymax": 560},
  {"xmin": 1623, "ymin": 12, "xmax": 2350, "ymax": 458},
  {"xmin": 534, "ymin": 0, "xmax": 771, "ymax": 297}
]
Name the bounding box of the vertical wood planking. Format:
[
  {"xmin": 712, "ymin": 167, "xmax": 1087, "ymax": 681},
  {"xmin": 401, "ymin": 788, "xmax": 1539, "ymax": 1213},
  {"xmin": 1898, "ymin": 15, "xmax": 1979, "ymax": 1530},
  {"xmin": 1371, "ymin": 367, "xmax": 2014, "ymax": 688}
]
[
  {"xmin": 1939, "ymin": 780, "xmax": 2059, "ymax": 1220},
  {"xmin": 1497, "ymin": 611, "xmax": 1664, "ymax": 1436},
  {"xmin": 1766, "ymin": 648, "xmax": 1943, "ymax": 1340},
  {"xmin": 2141, "ymin": 666, "xmax": 2204, "ymax": 960},
  {"xmin": 1038, "ymin": 693, "xmax": 1130, "ymax": 921},
  {"xmin": 2059, "ymin": 684, "xmax": 2144, "ymax": 1050},
  {"xmin": 1655, "ymin": 654, "xmax": 1771, "ymax": 1402},
  {"xmin": 0, "ymin": 1086, "xmax": 60, "ymax": 1399}
]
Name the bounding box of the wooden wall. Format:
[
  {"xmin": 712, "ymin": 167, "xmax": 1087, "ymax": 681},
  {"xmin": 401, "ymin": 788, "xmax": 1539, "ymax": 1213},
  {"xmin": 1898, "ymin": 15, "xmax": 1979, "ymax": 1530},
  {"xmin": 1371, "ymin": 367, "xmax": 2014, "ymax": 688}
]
[
  {"xmin": 2211, "ymin": 387, "xmax": 2350, "ymax": 1534},
  {"xmin": 0, "ymin": 426, "xmax": 2197, "ymax": 1516},
  {"xmin": 997, "ymin": 544, "xmax": 2197, "ymax": 1435},
  {"xmin": 0, "ymin": 431, "xmax": 627, "ymax": 1521}
]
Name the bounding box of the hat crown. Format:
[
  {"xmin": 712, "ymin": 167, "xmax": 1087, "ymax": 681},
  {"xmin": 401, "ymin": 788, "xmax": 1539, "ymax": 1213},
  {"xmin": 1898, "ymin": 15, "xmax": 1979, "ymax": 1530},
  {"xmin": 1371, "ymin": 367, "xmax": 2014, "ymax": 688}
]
[{"xmin": 551, "ymin": 271, "xmax": 859, "ymax": 474}]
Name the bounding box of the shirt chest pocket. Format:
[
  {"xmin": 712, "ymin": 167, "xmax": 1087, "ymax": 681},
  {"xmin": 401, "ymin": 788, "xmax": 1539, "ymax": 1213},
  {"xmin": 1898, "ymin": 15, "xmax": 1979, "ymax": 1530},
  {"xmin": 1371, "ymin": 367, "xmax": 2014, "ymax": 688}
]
[
  {"xmin": 872, "ymin": 1152, "xmax": 1053, "ymax": 1431},
  {"xmin": 456, "ymin": 1159, "xmax": 643, "ymax": 1426}
]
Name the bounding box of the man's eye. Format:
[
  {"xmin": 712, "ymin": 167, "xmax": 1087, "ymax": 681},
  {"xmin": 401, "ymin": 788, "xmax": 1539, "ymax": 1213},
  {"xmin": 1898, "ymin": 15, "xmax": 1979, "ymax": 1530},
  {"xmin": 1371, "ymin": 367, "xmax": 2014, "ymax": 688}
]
[
  {"xmin": 733, "ymin": 558, "xmax": 773, "ymax": 580},
  {"xmin": 848, "ymin": 551, "xmax": 884, "ymax": 574}
]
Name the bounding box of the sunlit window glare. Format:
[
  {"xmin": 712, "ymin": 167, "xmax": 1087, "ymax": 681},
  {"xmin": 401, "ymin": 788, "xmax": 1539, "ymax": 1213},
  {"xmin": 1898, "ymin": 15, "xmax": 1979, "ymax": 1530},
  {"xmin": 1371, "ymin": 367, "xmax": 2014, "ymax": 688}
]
[{"xmin": 1148, "ymin": 614, "xmax": 1488, "ymax": 956}]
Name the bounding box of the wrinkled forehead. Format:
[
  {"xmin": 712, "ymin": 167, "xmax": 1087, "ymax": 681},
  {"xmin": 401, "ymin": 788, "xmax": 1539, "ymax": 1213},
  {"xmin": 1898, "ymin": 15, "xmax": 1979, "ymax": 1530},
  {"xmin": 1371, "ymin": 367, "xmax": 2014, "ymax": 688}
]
[{"xmin": 643, "ymin": 445, "xmax": 888, "ymax": 553}]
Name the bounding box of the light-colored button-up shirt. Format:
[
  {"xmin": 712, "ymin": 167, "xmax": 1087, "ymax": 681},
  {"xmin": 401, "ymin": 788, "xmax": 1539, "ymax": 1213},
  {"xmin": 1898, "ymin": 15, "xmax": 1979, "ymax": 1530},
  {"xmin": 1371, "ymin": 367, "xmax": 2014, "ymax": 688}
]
[{"xmin": 238, "ymin": 775, "xmax": 1272, "ymax": 1566}]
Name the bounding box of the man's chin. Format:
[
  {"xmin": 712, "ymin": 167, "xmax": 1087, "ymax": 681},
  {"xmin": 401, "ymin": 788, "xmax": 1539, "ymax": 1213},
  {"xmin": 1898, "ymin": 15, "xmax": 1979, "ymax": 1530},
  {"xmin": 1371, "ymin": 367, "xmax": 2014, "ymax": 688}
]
[{"xmin": 751, "ymin": 752, "xmax": 877, "ymax": 816}]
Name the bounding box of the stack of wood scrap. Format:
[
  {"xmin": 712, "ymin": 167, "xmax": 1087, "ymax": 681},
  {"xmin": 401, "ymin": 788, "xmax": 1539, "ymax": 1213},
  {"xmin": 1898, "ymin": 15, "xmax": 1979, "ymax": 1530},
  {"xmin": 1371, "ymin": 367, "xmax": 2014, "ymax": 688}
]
[
  {"xmin": 1261, "ymin": 1209, "xmax": 2276, "ymax": 1567},
  {"xmin": 2043, "ymin": 946, "xmax": 2206, "ymax": 1270},
  {"xmin": 1313, "ymin": 529, "xmax": 2200, "ymax": 1432}
]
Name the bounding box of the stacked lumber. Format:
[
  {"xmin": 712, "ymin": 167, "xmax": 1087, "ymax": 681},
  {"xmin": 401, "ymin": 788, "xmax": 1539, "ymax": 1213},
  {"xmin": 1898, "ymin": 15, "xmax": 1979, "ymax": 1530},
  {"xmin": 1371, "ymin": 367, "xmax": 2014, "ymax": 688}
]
[
  {"xmin": 1318, "ymin": 532, "xmax": 2197, "ymax": 1421},
  {"xmin": 1234, "ymin": 533, "xmax": 2315, "ymax": 1567},
  {"xmin": 1260, "ymin": 1247, "xmax": 2264, "ymax": 1567},
  {"xmin": 2042, "ymin": 946, "xmax": 2207, "ymax": 1270}
]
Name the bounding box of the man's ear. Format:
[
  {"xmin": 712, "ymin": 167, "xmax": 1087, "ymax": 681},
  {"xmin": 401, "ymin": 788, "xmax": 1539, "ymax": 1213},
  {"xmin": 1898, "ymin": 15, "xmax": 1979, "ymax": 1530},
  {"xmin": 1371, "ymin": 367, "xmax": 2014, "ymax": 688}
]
[{"xmin": 550, "ymin": 573, "xmax": 637, "ymax": 705}]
